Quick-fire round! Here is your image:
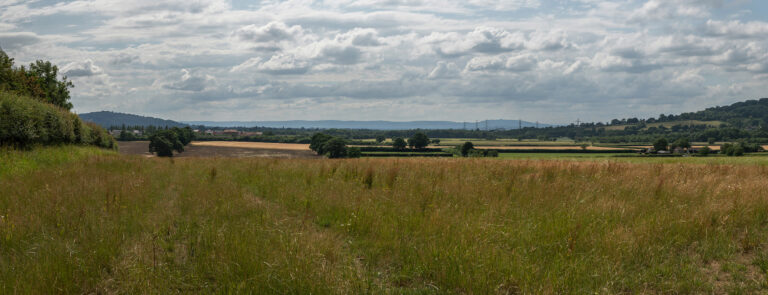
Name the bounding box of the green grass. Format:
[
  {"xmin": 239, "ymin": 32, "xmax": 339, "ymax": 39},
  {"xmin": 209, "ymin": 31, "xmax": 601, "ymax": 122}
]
[
  {"xmin": 0, "ymin": 145, "xmax": 115, "ymax": 178},
  {"xmin": 5, "ymin": 146, "xmax": 768, "ymax": 293}
]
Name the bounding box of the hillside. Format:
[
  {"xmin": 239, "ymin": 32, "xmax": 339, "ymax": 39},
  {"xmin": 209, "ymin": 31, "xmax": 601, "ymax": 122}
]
[
  {"xmin": 185, "ymin": 119, "xmax": 550, "ymax": 130},
  {"xmin": 79, "ymin": 111, "xmax": 187, "ymax": 128},
  {"xmin": 661, "ymin": 98, "xmax": 768, "ymax": 127}
]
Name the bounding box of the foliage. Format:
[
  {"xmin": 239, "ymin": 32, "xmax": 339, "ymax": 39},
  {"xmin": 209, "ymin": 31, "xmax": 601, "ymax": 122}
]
[
  {"xmin": 697, "ymin": 146, "xmax": 711, "ymax": 156},
  {"xmin": 322, "ymin": 137, "xmax": 348, "ymax": 158},
  {"xmin": 347, "ymin": 147, "xmax": 362, "ymax": 158},
  {"xmin": 148, "ymin": 129, "xmax": 186, "ymax": 157},
  {"xmin": 407, "ymin": 132, "xmax": 430, "ymax": 149},
  {"xmin": 309, "ymin": 133, "xmax": 333, "ymax": 155},
  {"xmin": 0, "ymin": 90, "xmax": 115, "ymax": 149},
  {"xmin": 0, "ymin": 50, "xmax": 73, "ymax": 110},
  {"xmin": 460, "ymin": 141, "xmax": 474, "ymax": 156},
  {"xmin": 653, "ymin": 137, "xmax": 668, "ymax": 151},
  {"xmin": 375, "ymin": 135, "xmax": 386, "ymax": 143},
  {"xmin": 392, "ymin": 137, "xmax": 407, "ymax": 150}
]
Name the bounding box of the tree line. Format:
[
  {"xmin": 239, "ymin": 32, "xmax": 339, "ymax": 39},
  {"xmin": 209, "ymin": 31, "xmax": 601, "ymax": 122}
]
[{"xmin": 0, "ymin": 50, "xmax": 115, "ymax": 149}]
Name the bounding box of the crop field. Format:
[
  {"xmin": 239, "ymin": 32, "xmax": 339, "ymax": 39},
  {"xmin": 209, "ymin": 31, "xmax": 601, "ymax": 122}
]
[
  {"xmin": 4, "ymin": 146, "xmax": 768, "ymax": 293},
  {"xmin": 118, "ymin": 141, "xmax": 317, "ymax": 158}
]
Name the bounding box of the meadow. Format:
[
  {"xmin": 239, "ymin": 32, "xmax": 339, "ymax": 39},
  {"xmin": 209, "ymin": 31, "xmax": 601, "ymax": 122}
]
[{"xmin": 4, "ymin": 146, "xmax": 768, "ymax": 293}]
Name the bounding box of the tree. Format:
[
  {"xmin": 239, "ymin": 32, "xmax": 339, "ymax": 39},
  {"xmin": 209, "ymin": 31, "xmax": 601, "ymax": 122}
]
[
  {"xmin": 310, "ymin": 133, "xmax": 333, "ymax": 155},
  {"xmin": 408, "ymin": 132, "xmax": 430, "ymax": 149},
  {"xmin": 347, "ymin": 147, "xmax": 362, "ymax": 158},
  {"xmin": 28, "ymin": 60, "xmax": 74, "ymax": 110},
  {"xmin": 148, "ymin": 129, "xmax": 184, "ymax": 157},
  {"xmin": 653, "ymin": 137, "xmax": 668, "ymax": 152},
  {"xmin": 393, "ymin": 137, "xmax": 407, "ymax": 150},
  {"xmin": 460, "ymin": 141, "xmax": 474, "ymax": 157},
  {"xmin": 375, "ymin": 135, "xmax": 386, "ymax": 143},
  {"xmin": 322, "ymin": 137, "xmax": 348, "ymax": 158},
  {"xmin": 697, "ymin": 146, "xmax": 711, "ymax": 156}
]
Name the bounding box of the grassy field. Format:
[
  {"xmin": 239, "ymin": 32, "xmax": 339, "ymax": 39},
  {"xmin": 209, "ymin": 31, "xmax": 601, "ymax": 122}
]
[{"xmin": 5, "ymin": 146, "xmax": 768, "ymax": 293}]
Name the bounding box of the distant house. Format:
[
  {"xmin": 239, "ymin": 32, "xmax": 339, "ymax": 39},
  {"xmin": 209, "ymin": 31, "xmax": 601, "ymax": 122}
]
[
  {"xmin": 131, "ymin": 130, "xmax": 142, "ymax": 136},
  {"xmin": 109, "ymin": 130, "xmax": 122, "ymax": 137},
  {"xmin": 221, "ymin": 129, "xmax": 240, "ymax": 136},
  {"xmin": 204, "ymin": 130, "xmax": 215, "ymax": 135}
]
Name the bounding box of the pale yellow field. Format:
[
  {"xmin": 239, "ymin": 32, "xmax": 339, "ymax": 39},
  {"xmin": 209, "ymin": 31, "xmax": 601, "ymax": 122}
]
[
  {"xmin": 471, "ymin": 145, "xmax": 630, "ymax": 151},
  {"xmin": 191, "ymin": 141, "xmax": 310, "ymax": 150}
]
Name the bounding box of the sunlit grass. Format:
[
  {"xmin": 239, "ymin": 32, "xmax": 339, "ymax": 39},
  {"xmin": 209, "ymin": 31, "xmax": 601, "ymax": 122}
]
[{"xmin": 3, "ymin": 146, "xmax": 768, "ymax": 293}]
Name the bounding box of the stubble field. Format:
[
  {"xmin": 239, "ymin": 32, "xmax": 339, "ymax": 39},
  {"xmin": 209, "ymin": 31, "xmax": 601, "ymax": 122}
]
[{"xmin": 3, "ymin": 146, "xmax": 768, "ymax": 293}]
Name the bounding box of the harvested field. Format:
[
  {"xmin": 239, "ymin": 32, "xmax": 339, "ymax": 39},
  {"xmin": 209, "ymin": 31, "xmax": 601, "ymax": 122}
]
[
  {"xmin": 466, "ymin": 145, "xmax": 631, "ymax": 151},
  {"xmin": 118, "ymin": 141, "xmax": 318, "ymax": 158},
  {"xmin": 191, "ymin": 141, "xmax": 310, "ymax": 150}
]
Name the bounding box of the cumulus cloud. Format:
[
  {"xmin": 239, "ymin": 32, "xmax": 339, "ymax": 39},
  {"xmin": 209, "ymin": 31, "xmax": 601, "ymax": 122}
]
[
  {"xmin": 4, "ymin": 0, "xmax": 768, "ymax": 122},
  {"xmin": 465, "ymin": 54, "xmax": 536, "ymax": 72},
  {"xmin": 234, "ymin": 21, "xmax": 303, "ymax": 43},
  {"xmin": 163, "ymin": 69, "xmax": 215, "ymax": 92},
  {"xmin": 427, "ymin": 61, "xmax": 460, "ymax": 79},
  {"xmin": 704, "ymin": 20, "xmax": 768, "ymax": 39},
  {"xmin": 62, "ymin": 59, "xmax": 103, "ymax": 77}
]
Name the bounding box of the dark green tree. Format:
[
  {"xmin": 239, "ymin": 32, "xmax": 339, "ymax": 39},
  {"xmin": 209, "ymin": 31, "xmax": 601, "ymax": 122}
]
[
  {"xmin": 149, "ymin": 130, "xmax": 184, "ymax": 157},
  {"xmin": 322, "ymin": 137, "xmax": 348, "ymax": 158},
  {"xmin": 408, "ymin": 132, "xmax": 430, "ymax": 149},
  {"xmin": 392, "ymin": 137, "xmax": 407, "ymax": 150},
  {"xmin": 375, "ymin": 135, "xmax": 386, "ymax": 143},
  {"xmin": 653, "ymin": 137, "xmax": 668, "ymax": 152},
  {"xmin": 460, "ymin": 141, "xmax": 474, "ymax": 157},
  {"xmin": 310, "ymin": 133, "xmax": 333, "ymax": 155}
]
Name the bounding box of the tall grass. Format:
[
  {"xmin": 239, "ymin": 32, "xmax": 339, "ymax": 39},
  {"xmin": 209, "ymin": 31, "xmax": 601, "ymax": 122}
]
[{"xmin": 3, "ymin": 148, "xmax": 768, "ymax": 293}]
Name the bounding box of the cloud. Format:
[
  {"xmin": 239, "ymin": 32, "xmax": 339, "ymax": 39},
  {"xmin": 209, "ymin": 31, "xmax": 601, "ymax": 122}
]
[
  {"xmin": 427, "ymin": 61, "xmax": 460, "ymax": 79},
  {"xmin": 704, "ymin": 19, "xmax": 768, "ymax": 39},
  {"xmin": 464, "ymin": 54, "xmax": 536, "ymax": 72},
  {"xmin": 163, "ymin": 69, "xmax": 215, "ymax": 92},
  {"xmin": 4, "ymin": 0, "xmax": 767, "ymax": 122},
  {"xmin": 234, "ymin": 21, "xmax": 303, "ymax": 43},
  {"xmin": 231, "ymin": 54, "xmax": 310, "ymax": 75},
  {"xmin": 62, "ymin": 59, "xmax": 103, "ymax": 77},
  {"xmin": 0, "ymin": 32, "xmax": 40, "ymax": 51}
]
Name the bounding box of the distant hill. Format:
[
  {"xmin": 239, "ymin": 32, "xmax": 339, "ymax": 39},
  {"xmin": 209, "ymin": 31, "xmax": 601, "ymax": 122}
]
[
  {"xmin": 79, "ymin": 111, "xmax": 187, "ymax": 128},
  {"xmin": 668, "ymin": 98, "xmax": 768, "ymax": 126},
  {"xmin": 184, "ymin": 119, "xmax": 551, "ymax": 130}
]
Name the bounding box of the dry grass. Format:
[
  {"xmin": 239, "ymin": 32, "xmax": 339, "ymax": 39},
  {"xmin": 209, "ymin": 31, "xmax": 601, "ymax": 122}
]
[
  {"xmin": 190, "ymin": 141, "xmax": 310, "ymax": 150},
  {"xmin": 471, "ymin": 145, "xmax": 628, "ymax": 150},
  {"xmin": 4, "ymin": 147, "xmax": 768, "ymax": 293}
]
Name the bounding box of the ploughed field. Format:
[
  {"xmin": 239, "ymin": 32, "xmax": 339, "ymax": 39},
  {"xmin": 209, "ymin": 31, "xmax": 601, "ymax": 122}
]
[{"xmin": 4, "ymin": 146, "xmax": 768, "ymax": 293}]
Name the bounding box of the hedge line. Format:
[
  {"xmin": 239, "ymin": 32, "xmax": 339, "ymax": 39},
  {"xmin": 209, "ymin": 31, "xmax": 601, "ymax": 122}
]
[
  {"xmin": 0, "ymin": 91, "xmax": 116, "ymax": 149},
  {"xmin": 358, "ymin": 146, "xmax": 445, "ymax": 152},
  {"xmin": 493, "ymin": 149, "xmax": 638, "ymax": 154},
  {"xmin": 361, "ymin": 152, "xmax": 453, "ymax": 157}
]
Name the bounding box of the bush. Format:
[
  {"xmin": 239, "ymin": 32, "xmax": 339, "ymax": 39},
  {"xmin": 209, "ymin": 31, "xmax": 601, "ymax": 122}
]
[{"xmin": 0, "ymin": 90, "xmax": 115, "ymax": 149}]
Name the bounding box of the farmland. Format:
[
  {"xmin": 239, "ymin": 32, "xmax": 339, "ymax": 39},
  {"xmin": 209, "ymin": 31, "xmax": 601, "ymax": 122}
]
[{"xmin": 4, "ymin": 145, "xmax": 768, "ymax": 293}]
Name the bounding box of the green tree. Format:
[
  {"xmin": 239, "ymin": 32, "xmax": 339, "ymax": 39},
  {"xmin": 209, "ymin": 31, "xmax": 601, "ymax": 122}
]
[
  {"xmin": 375, "ymin": 135, "xmax": 386, "ymax": 144},
  {"xmin": 408, "ymin": 132, "xmax": 430, "ymax": 149},
  {"xmin": 149, "ymin": 130, "xmax": 183, "ymax": 157},
  {"xmin": 460, "ymin": 141, "xmax": 474, "ymax": 157},
  {"xmin": 322, "ymin": 137, "xmax": 348, "ymax": 158},
  {"xmin": 653, "ymin": 137, "xmax": 668, "ymax": 152},
  {"xmin": 697, "ymin": 146, "xmax": 710, "ymax": 156},
  {"xmin": 28, "ymin": 60, "xmax": 74, "ymax": 110},
  {"xmin": 310, "ymin": 133, "xmax": 333, "ymax": 155},
  {"xmin": 393, "ymin": 137, "xmax": 407, "ymax": 150},
  {"xmin": 347, "ymin": 147, "xmax": 362, "ymax": 158}
]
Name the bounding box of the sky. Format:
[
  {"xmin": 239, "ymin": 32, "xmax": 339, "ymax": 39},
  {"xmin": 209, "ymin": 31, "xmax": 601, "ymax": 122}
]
[{"xmin": 1, "ymin": 0, "xmax": 767, "ymax": 124}]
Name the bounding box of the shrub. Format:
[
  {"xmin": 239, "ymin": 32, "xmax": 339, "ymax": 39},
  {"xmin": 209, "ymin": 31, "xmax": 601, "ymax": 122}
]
[{"xmin": 0, "ymin": 90, "xmax": 115, "ymax": 149}]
